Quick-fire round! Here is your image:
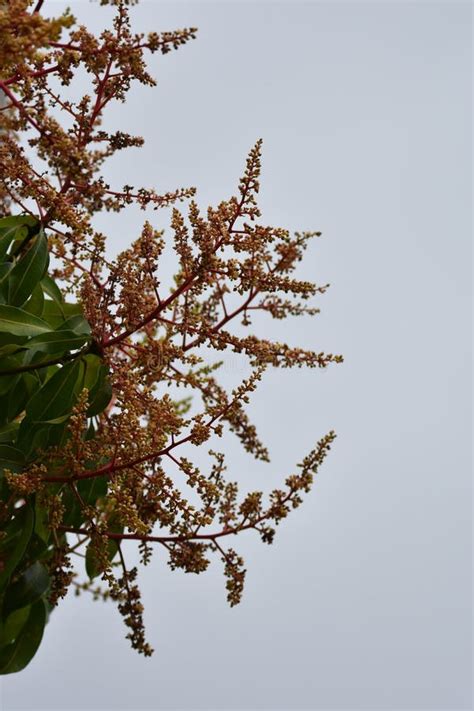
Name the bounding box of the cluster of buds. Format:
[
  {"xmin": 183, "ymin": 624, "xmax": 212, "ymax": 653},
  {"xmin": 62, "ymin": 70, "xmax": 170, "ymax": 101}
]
[{"xmin": 0, "ymin": 0, "xmax": 342, "ymax": 658}]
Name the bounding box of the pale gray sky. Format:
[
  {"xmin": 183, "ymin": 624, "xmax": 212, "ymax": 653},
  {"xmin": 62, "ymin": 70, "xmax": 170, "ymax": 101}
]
[{"xmin": 1, "ymin": 1, "xmax": 471, "ymax": 709}]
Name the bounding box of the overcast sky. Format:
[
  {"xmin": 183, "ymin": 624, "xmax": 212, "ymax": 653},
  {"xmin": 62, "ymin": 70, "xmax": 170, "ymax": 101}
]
[{"xmin": 1, "ymin": 1, "xmax": 471, "ymax": 709}]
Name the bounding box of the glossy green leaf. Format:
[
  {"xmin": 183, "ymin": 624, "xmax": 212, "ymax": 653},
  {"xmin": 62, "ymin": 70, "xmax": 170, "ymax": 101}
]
[
  {"xmin": 0, "ymin": 344, "xmax": 23, "ymax": 358},
  {"xmin": 62, "ymin": 471, "xmax": 108, "ymax": 528},
  {"xmin": 0, "ymin": 423, "xmax": 19, "ymax": 444},
  {"xmin": 0, "ymin": 306, "xmax": 50, "ymax": 337},
  {"xmin": 0, "ymin": 445, "xmax": 25, "ymax": 475},
  {"xmin": 24, "ymin": 359, "xmax": 82, "ymax": 423},
  {"xmin": 40, "ymin": 275, "xmax": 63, "ymax": 305},
  {"xmin": 0, "ymin": 215, "xmax": 38, "ymax": 230},
  {"xmin": 0, "ymin": 371, "xmax": 20, "ymax": 397},
  {"xmin": 34, "ymin": 498, "xmax": 50, "ymax": 544},
  {"xmin": 6, "ymin": 375, "xmax": 30, "ymax": 423},
  {"xmin": 86, "ymin": 539, "xmax": 117, "ymax": 580},
  {"xmin": 57, "ymin": 314, "xmax": 91, "ymax": 337},
  {"xmin": 3, "ymin": 562, "xmax": 50, "ymax": 617},
  {"xmin": 0, "ymin": 607, "xmax": 29, "ymax": 648},
  {"xmin": 23, "ymin": 284, "xmax": 45, "ymax": 317},
  {"xmin": 0, "ymin": 504, "xmax": 34, "ymax": 593},
  {"xmin": 16, "ymin": 422, "xmax": 53, "ymax": 461},
  {"xmin": 41, "ymin": 301, "xmax": 83, "ymax": 329},
  {"xmin": 83, "ymin": 355, "xmax": 112, "ymax": 416},
  {"xmin": 40, "ymin": 300, "xmax": 66, "ymax": 329},
  {"xmin": 0, "ymin": 216, "xmax": 38, "ymax": 261},
  {"xmin": 0, "ymin": 263, "xmax": 13, "ymax": 302},
  {"xmin": 0, "ymin": 599, "xmax": 46, "ymax": 674},
  {"xmin": 8, "ymin": 232, "xmax": 49, "ymax": 308},
  {"xmin": 82, "ymin": 353, "xmax": 102, "ymax": 391},
  {"xmin": 24, "ymin": 330, "xmax": 90, "ymax": 356},
  {"xmin": 85, "ymin": 513, "xmax": 122, "ymax": 579},
  {"xmin": 87, "ymin": 377, "xmax": 112, "ymax": 417},
  {"xmin": 79, "ymin": 474, "xmax": 108, "ymax": 507}
]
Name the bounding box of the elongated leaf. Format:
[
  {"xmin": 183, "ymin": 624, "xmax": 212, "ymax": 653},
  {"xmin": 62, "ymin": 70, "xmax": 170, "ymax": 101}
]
[
  {"xmin": 86, "ymin": 538, "xmax": 119, "ymax": 580},
  {"xmin": 0, "ymin": 608, "xmax": 29, "ymax": 648},
  {"xmin": 87, "ymin": 376, "xmax": 112, "ymax": 417},
  {"xmin": 82, "ymin": 353, "xmax": 102, "ymax": 392},
  {"xmin": 8, "ymin": 232, "xmax": 49, "ymax": 307},
  {"xmin": 0, "ymin": 445, "xmax": 25, "ymax": 475},
  {"xmin": 16, "ymin": 421, "xmax": 53, "ymax": 461},
  {"xmin": 78, "ymin": 474, "xmax": 108, "ymax": 507},
  {"xmin": 23, "ymin": 283, "xmax": 45, "ymax": 317},
  {"xmin": 0, "ymin": 216, "xmax": 38, "ymax": 261},
  {"xmin": 0, "ymin": 599, "xmax": 46, "ymax": 674},
  {"xmin": 40, "ymin": 275, "xmax": 63, "ymax": 305},
  {"xmin": 0, "ymin": 504, "xmax": 34, "ymax": 592},
  {"xmin": 82, "ymin": 355, "xmax": 112, "ymax": 416},
  {"xmin": 86, "ymin": 512, "xmax": 122, "ymax": 579},
  {"xmin": 57, "ymin": 314, "xmax": 91, "ymax": 337},
  {"xmin": 25, "ymin": 359, "xmax": 82, "ymax": 423},
  {"xmin": 6, "ymin": 375, "xmax": 30, "ymax": 423},
  {"xmin": 0, "ymin": 306, "xmax": 50, "ymax": 337},
  {"xmin": 0, "ymin": 423, "xmax": 19, "ymax": 444},
  {"xmin": 41, "ymin": 301, "xmax": 83, "ymax": 329},
  {"xmin": 3, "ymin": 562, "xmax": 50, "ymax": 616},
  {"xmin": 24, "ymin": 330, "xmax": 89, "ymax": 356},
  {"xmin": 0, "ymin": 215, "xmax": 38, "ymax": 230},
  {"xmin": 34, "ymin": 498, "xmax": 50, "ymax": 544},
  {"xmin": 0, "ymin": 344, "xmax": 23, "ymax": 358},
  {"xmin": 40, "ymin": 300, "xmax": 66, "ymax": 329},
  {"xmin": 0, "ymin": 371, "xmax": 20, "ymax": 397},
  {"xmin": 63, "ymin": 473, "xmax": 107, "ymax": 528},
  {"xmin": 0, "ymin": 263, "xmax": 13, "ymax": 301}
]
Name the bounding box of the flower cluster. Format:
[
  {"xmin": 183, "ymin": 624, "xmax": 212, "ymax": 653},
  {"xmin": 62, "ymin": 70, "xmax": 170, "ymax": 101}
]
[{"xmin": 0, "ymin": 0, "xmax": 342, "ymax": 661}]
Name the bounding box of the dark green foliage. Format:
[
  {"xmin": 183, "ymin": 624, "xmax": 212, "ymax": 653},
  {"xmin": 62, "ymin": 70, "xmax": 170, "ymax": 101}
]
[{"xmin": 0, "ymin": 216, "xmax": 112, "ymax": 674}]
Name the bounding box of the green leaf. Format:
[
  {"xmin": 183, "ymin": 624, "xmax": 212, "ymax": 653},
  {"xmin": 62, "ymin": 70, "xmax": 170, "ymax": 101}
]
[
  {"xmin": 57, "ymin": 314, "xmax": 91, "ymax": 337},
  {"xmin": 82, "ymin": 353, "xmax": 102, "ymax": 391},
  {"xmin": 0, "ymin": 445, "xmax": 25, "ymax": 475},
  {"xmin": 62, "ymin": 472, "xmax": 107, "ymax": 528},
  {"xmin": 25, "ymin": 359, "xmax": 82, "ymax": 423},
  {"xmin": 85, "ymin": 514, "xmax": 122, "ymax": 579},
  {"xmin": 0, "ymin": 263, "xmax": 13, "ymax": 301},
  {"xmin": 16, "ymin": 422, "xmax": 53, "ymax": 461},
  {"xmin": 0, "ymin": 371, "xmax": 20, "ymax": 397},
  {"xmin": 85, "ymin": 542, "xmax": 101, "ymax": 580},
  {"xmin": 0, "ymin": 599, "xmax": 46, "ymax": 674},
  {"xmin": 6, "ymin": 374, "xmax": 31, "ymax": 423},
  {"xmin": 0, "ymin": 215, "xmax": 38, "ymax": 230},
  {"xmin": 40, "ymin": 275, "xmax": 63, "ymax": 305},
  {"xmin": 0, "ymin": 216, "xmax": 38, "ymax": 261},
  {"xmin": 0, "ymin": 423, "xmax": 19, "ymax": 444},
  {"xmin": 41, "ymin": 301, "xmax": 83, "ymax": 329},
  {"xmin": 85, "ymin": 539, "xmax": 117, "ymax": 580},
  {"xmin": 8, "ymin": 232, "xmax": 49, "ymax": 308},
  {"xmin": 3, "ymin": 562, "xmax": 50, "ymax": 617},
  {"xmin": 78, "ymin": 474, "xmax": 107, "ymax": 508},
  {"xmin": 0, "ymin": 504, "xmax": 34, "ymax": 593},
  {"xmin": 34, "ymin": 498, "xmax": 50, "ymax": 544},
  {"xmin": 0, "ymin": 607, "xmax": 29, "ymax": 648},
  {"xmin": 83, "ymin": 355, "xmax": 112, "ymax": 416},
  {"xmin": 87, "ymin": 376, "xmax": 112, "ymax": 417},
  {"xmin": 0, "ymin": 344, "xmax": 23, "ymax": 358},
  {"xmin": 40, "ymin": 300, "xmax": 66, "ymax": 329},
  {"xmin": 0, "ymin": 306, "xmax": 50, "ymax": 337},
  {"xmin": 23, "ymin": 283, "xmax": 45, "ymax": 317},
  {"xmin": 24, "ymin": 330, "xmax": 90, "ymax": 356}
]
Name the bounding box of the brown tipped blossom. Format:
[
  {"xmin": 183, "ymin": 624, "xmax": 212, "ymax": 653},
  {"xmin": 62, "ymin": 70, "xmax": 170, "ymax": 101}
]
[{"xmin": 0, "ymin": 0, "xmax": 342, "ymax": 657}]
